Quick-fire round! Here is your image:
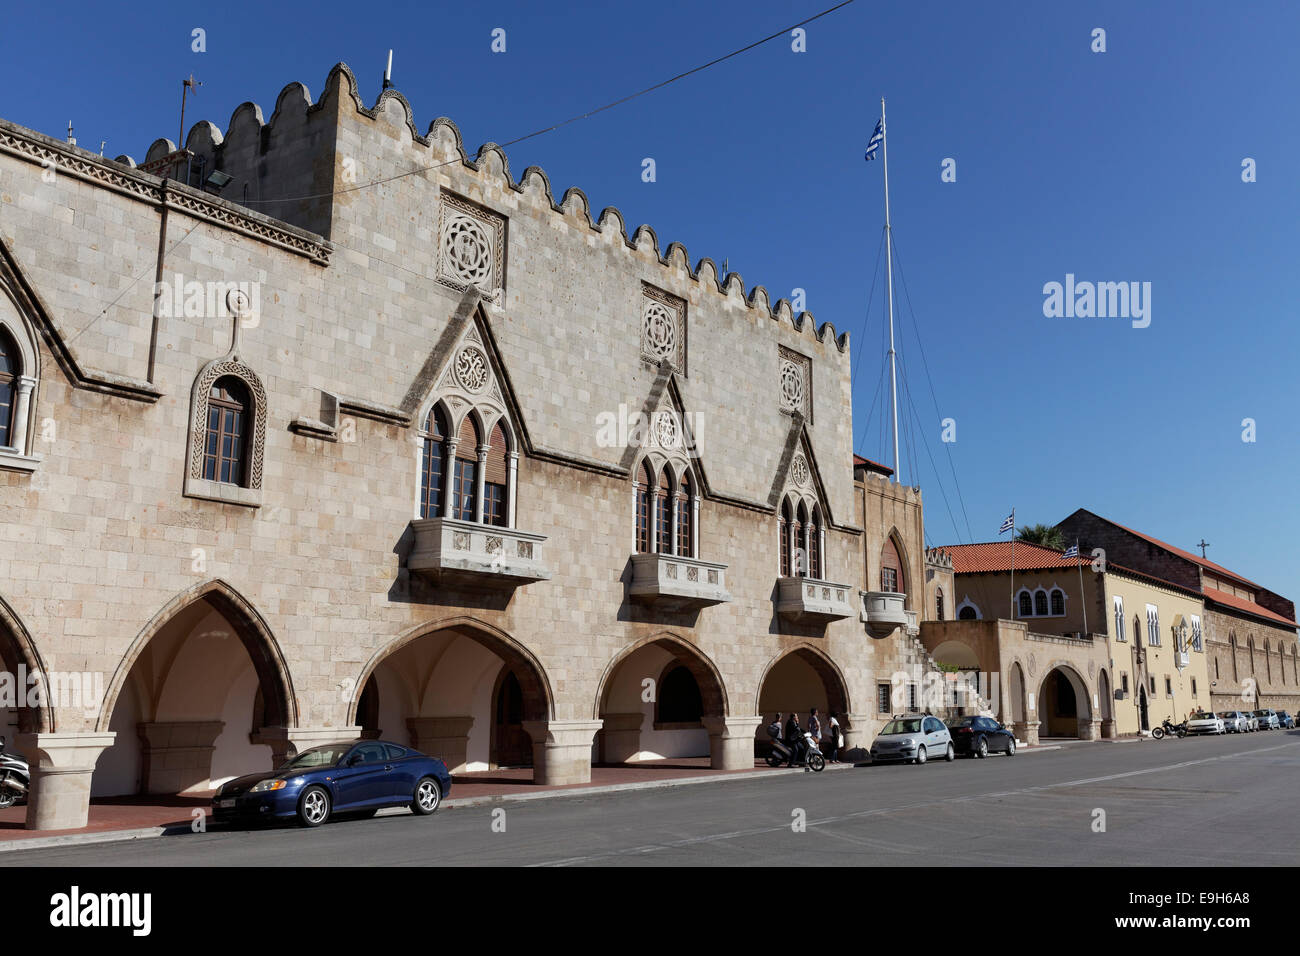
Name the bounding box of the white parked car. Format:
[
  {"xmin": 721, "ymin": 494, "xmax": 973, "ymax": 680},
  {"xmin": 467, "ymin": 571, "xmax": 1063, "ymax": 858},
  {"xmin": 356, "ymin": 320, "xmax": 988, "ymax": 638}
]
[
  {"xmin": 1218, "ymin": 711, "xmax": 1248, "ymax": 733},
  {"xmin": 1185, "ymin": 711, "xmax": 1225, "ymax": 735},
  {"xmin": 870, "ymin": 714, "xmax": 954, "ymax": 765}
]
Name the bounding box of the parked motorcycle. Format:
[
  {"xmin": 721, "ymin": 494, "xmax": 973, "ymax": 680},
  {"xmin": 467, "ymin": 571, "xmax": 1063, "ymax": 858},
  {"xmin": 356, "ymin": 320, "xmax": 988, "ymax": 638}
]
[
  {"xmin": 1150, "ymin": 719, "xmax": 1187, "ymax": 740},
  {"xmin": 0, "ymin": 736, "xmax": 30, "ymax": 809},
  {"xmin": 764, "ymin": 732, "xmax": 826, "ymax": 772}
]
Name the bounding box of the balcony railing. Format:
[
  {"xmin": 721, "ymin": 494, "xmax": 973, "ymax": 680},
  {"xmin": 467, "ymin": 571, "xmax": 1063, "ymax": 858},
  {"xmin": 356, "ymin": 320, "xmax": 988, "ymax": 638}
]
[
  {"xmin": 407, "ymin": 517, "xmax": 550, "ymax": 589},
  {"xmin": 860, "ymin": 590, "xmax": 909, "ymax": 637},
  {"xmin": 776, "ymin": 577, "xmax": 855, "ymax": 623},
  {"xmin": 628, "ymin": 553, "xmax": 731, "ymax": 610}
]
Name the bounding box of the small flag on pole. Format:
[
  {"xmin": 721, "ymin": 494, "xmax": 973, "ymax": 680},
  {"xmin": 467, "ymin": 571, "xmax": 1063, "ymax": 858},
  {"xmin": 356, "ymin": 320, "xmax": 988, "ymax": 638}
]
[
  {"xmin": 999, "ymin": 510, "xmax": 1015, "ymax": 535},
  {"xmin": 1063, "ymin": 544, "xmax": 1079, "ymax": 559},
  {"xmin": 864, "ymin": 119, "xmax": 883, "ymax": 161}
]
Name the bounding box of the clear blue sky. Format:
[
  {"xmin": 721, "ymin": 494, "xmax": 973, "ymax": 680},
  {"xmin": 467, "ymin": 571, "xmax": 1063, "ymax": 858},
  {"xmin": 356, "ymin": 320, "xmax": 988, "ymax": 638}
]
[{"xmin": 3, "ymin": 1, "xmax": 1297, "ymax": 598}]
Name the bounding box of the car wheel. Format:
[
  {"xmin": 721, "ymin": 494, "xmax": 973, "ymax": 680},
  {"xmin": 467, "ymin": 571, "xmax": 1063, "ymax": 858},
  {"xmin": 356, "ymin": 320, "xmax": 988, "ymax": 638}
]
[
  {"xmin": 944, "ymin": 743, "xmax": 954, "ymax": 762},
  {"xmin": 975, "ymin": 737, "xmax": 988, "ymax": 758},
  {"xmin": 297, "ymin": 785, "xmax": 331, "ymax": 828},
  {"xmin": 915, "ymin": 745, "xmax": 927, "ymax": 765},
  {"xmin": 1006, "ymin": 738, "xmax": 1016, "ymax": 756},
  {"xmin": 412, "ymin": 777, "xmax": 441, "ymax": 815}
]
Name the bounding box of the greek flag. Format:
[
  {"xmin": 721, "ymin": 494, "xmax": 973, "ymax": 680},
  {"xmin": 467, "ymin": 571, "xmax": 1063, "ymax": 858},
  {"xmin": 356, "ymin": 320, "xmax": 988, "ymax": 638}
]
[
  {"xmin": 1063, "ymin": 544, "xmax": 1079, "ymax": 559},
  {"xmin": 864, "ymin": 119, "xmax": 883, "ymax": 161},
  {"xmin": 999, "ymin": 510, "xmax": 1014, "ymax": 535}
]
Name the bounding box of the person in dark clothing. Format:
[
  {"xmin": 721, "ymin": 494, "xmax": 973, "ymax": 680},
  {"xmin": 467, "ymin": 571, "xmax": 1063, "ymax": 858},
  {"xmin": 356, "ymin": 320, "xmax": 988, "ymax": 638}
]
[
  {"xmin": 785, "ymin": 713, "xmax": 804, "ymax": 766},
  {"xmin": 825, "ymin": 711, "xmax": 842, "ymax": 762}
]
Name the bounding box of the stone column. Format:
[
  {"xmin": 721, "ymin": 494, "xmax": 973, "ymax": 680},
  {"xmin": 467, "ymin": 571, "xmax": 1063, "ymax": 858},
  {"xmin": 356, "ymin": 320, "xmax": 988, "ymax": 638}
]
[
  {"xmin": 1013, "ymin": 719, "xmax": 1040, "ymax": 745},
  {"xmin": 598, "ymin": 712, "xmax": 644, "ymax": 764},
  {"xmin": 668, "ymin": 493, "xmax": 679, "ymax": 556},
  {"xmin": 9, "ymin": 376, "xmax": 35, "ymax": 453},
  {"xmin": 506, "ymin": 452, "xmax": 519, "ymax": 528},
  {"xmin": 1101, "ymin": 718, "xmax": 1117, "ymax": 739},
  {"xmin": 474, "ymin": 444, "xmax": 488, "ymax": 523},
  {"xmin": 1078, "ymin": 717, "xmax": 1102, "ymax": 741},
  {"xmin": 15, "ymin": 732, "xmax": 116, "ymax": 831},
  {"xmin": 407, "ymin": 716, "xmax": 474, "ymax": 773},
  {"xmin": 254, "ymin": 726, "xmax": 362, "ymax": 768},
  {"xmin": 702, "ymin": 715, "xmax": 763, "ymax": 770},
  {"xmin": 691, "ymin": 496, "xmax": 700, "ymax": 558},
  {"xmin": 138, "ymin": 720, "xmax": 225, "ymax": 794},
  {"xmin": 839, "ymin": 712, "xmax": 872, "ymax": 752},
  {"xmin": 521, "ymin": 719, "xmax": 602, "ymax": 786},
  {"xmin": 443, "ymin": 440, "xmax": 458, "ymax": 517}
]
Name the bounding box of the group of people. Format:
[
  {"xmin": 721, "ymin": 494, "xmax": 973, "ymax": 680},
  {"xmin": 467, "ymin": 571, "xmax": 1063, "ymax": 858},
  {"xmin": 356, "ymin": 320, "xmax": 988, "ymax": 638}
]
[{"xmin": 766, "ymin": 707, "xmax": 844, "ymax": 768}]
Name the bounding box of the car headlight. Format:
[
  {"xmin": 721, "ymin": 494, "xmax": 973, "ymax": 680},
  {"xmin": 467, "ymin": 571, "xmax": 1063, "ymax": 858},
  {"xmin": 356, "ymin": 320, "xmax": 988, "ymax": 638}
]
[
  {"xmin": 899, "ymin": 739, "xmax": 914, "ymax": 748},
  {"xmin": 249, "ymin": 779, "xmax": 288, "ymax": 793}
]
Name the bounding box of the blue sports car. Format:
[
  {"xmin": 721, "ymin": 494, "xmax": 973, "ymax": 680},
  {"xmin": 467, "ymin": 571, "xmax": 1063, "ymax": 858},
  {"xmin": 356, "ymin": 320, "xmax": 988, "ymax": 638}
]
[{"xmin": 212, "ymin": 739, "xmax": 452, "ymax": 827}]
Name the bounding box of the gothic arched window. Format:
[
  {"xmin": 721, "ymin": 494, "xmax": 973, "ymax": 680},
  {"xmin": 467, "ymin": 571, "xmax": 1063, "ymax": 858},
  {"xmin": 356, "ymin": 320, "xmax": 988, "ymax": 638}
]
[
  {"xmin": 808, "ymin": 506, "xmax": 823, "ymax": 579},
  {"xmin": 779, "ymin": 498, "xmax": 792, "ymax": 577},
  {"xmin": 936, "ymin": 588, "xmax": 945, "ymax": 621},
  {"xmin": 676, "ymin": 471, "xmax": 693, "ymax": 558},
  {"xmin": 881, "ymin": 536, "xmax": 903, "ymax": 593},
  {"xmin": 655, "ymin": 468, "xmax": 672, "ymax": 553},
  {"xmin": 452, "ymin": 415, "xmax": 479, "ymax": 521},
  {"xmin": 419, "ymin": 406, "xmax": 448, "ymax": 519},
  {"xmin": 0, "ymin": 327, "xmax": 17, "ymax": 448},
  {"xmin": 635, "ymin": 461, "xmax": 653, "ymax": 553},
  {"xmin": 203, "ymin": 376, "xmax": 250, "ymax": 485},
  {"xmin": 483, "ymin": 421, "xmax": 509, "ymax": 527}
]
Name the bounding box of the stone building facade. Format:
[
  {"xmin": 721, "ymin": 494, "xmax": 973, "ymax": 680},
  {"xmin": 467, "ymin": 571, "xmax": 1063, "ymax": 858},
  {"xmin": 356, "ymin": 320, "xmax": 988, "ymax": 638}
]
[
  {"xmin": 1057, "ymin": 509, "xmax": 1299, "ymax": 715},
  {"xmin": 0, "ymin": 64, "xmax": 941, "ymax": 828}
]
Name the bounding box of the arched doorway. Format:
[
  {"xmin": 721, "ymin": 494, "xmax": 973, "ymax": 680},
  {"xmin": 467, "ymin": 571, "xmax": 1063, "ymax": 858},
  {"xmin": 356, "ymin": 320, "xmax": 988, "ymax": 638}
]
[
  {"xmin": 1008, "ymin": 661, "xmax": 1027, "ymax": 729},
  {"xmin": 354, "ymin": 619, "xmax": 552, "ymax": 774},
  {"xmin": 94, "ymin": 581, "xmax": 295, "ymax": 797},
  {"xmin": 595, "ymin": 635, "xmax": 727, "ymax": 766},
  {"xmin": 756, "ymin": 645, "xmax": 851, "ymax": 753},
  {"xmin": 1037, "ymin": 665, "xmax": 1092, "ymax": 739},
  {"xmin": 1138, "ymin": 684, "xmax": 1150, "ymax": 732},
  {"xmin": 0, "ymin": 594, "xmax": 53, "ymax": 739}
]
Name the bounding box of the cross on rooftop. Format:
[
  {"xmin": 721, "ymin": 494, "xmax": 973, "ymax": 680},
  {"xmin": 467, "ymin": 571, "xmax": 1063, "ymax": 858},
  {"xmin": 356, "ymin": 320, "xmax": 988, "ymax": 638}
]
[{"xmin": 1197, "ymin": 539, "xmax": 1210, "ymax": 558}]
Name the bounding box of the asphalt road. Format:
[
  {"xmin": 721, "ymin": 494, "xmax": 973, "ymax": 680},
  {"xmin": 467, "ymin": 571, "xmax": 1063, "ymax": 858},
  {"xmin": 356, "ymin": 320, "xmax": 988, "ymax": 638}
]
[{"xmin": 11, "ymin": 731, "xmax": 1300, "ymax": 866}]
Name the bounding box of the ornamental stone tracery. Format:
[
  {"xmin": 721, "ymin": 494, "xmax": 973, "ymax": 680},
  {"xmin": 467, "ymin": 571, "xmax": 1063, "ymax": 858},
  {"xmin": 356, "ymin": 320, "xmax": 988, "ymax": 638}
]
[
  {"xmin": 436, "ymin": 192, "xmax": 506, "ymax": 297},
  {"xmin": 454, "ymin": 345, "xmax": 490, "ymax": 393},
  {"xmin": 778, "ymin": 346, "xmax": 812, "ymax": 420},
  {"xmin": 640, "ymin": 284, "xmax": 686, "ymax": 373}
]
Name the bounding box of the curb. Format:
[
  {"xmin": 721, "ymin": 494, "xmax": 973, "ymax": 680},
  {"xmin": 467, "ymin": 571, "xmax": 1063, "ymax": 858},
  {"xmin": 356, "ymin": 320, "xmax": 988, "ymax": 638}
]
[{"xmin": 0, "ymin": 823, "xmax": 192, "ymax": 854}]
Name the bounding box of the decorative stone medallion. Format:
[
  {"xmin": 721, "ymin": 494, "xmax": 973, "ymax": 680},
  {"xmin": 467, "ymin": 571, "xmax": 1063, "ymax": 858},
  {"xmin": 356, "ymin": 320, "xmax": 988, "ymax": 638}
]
[
  {"xmin": 652, "ymin": 409, "xmax": 679, "ymax": 449},
  {"xmin": 437, "ymin": 192, "xmax": 506, "ymax": 296},
  {"xmin": 454, "ymin": 346, "xmax": 490, "ymax": 393},
  {"xmin": 791, "ymin": 453, "xmax": 809, "ymax": 487},
  {"xmin": 778, "ymin": 346, "xmax": 812, "ymax": 421},
  {"xmin": 641, "ymin": 284, "xmax": 686, "ymax": 373}
]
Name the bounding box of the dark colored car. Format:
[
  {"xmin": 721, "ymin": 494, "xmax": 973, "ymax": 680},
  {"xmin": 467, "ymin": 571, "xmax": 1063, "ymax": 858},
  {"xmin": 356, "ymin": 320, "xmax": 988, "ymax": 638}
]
[
  {"xmin": 1278, "ymin": 711, "xmax": 1296, "ymax": 729},
  {"xmin": 946, "ymin": 715, "xmax": 1016, "ymax": 757},
  {"xmin": 213, "ymin": 739, "xmax": 451, "ymax": 827}
]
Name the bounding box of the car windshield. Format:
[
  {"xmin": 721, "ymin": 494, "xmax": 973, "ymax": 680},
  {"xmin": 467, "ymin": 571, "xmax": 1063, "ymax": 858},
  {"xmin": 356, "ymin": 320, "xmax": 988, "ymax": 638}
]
[
  {"xmin": 881, "ymin": 719, "xmax": 922, "ymax": 735},
  {"xmin": 280, "ymin": 744, "xmax": 352, "ymax": 770},
  {"xmin": 1217, "ymin": 713, "xmax": 1236, "ymax": 718},
  {"xmin": 1192, "ymin": 712, "xmax": 1217, "ymax": 720},
  {"xmin": 946, "ymin": 717, "xmax": 975, "ymax": 728}
]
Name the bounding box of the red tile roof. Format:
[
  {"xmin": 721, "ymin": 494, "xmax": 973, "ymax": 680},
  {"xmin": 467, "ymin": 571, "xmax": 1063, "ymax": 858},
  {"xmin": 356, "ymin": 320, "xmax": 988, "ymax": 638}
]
[
  {"xmin": 1102, "ymin": 516, "xmax": 1261, "ymax": 589},
  {"xmin": 945, "ymin": 541, "xmax": 1088, "ymax": 574},
  {"xmin": 853, "ymin": 454, "xmax": 893, "ymax": 476},
  {"xmin": 1203, "ymin": 586, "xmax": 1298, "ymax": 628}
]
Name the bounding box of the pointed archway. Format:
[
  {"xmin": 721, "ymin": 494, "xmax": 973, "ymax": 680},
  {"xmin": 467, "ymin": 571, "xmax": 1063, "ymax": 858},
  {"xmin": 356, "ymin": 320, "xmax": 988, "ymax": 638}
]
[
  {"xmin": 94, "ymin": 580, "xmax": 297, "ymax": 796},
  {"xmin": 756, "ymin": 644, "xmax": 852, "ymax": 756},
  {"xmin": 0, "ymin": 592, "xmax": 53, "ymax": 736}
]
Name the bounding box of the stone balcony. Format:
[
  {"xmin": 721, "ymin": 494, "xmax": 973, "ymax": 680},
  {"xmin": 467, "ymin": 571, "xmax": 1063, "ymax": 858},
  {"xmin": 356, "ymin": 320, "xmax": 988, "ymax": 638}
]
[
  {"xmin": 776, "ymin": 577, "xmax": 855, "ymax": 623},
  {"xmin": 860, "ymin": 590, "xmax": 909, "ymax": 637},
  {"xmin": 407, "ymin": 517, "xmax": 550, "ymax": 589},
  {"xmin": 628, "ymin": 553, "xmax": 731, "ymax": 611}
]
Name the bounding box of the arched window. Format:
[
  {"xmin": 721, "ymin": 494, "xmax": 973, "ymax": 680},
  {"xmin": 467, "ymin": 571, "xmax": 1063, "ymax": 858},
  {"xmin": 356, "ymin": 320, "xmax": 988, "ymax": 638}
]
[
  {"xmin": 203, "ymin": 376, "xmax": 250, "ymax": 485},
  {"xmin": 483, "ymin": 421, "xmax": 509, "ymax": 527},
  {"xmin": 656, "ymin": 664, "xmax": 703, "ymax": 724},
  {"xmin": 1050, "ymin": 588, "xmax": 1065, "ymax": 616},
  {"xmin": 1034, "ymin": 589, "xmax": 1049, "ymax": 617},
  {"xmin": 1230, "ymin": 634, "xmax": 1238, "ymax": 682},
  {"xmin": 936, "ymin": 588, "xmax": 945, "ymax": 621},
  {"xmin": 779, "ymin": 498, "xmax": 792, "ymax": 577},
  {"xmin": 655, "ymin": 468, "xmax": 672, "ymax": 553},
  {"xmin": 795, "ymin": 502, "xmax": 809, "ymax": 577},
  {"xmin": 676, "ymin": 472, "xmax": 693, "ymax": 558},
  {"xmin": 635, "ymin": 461, "xmax": 653, "ymax": 553},
  {"xmin": 881, "ymin": 536, "xmax": 903, "ymax": 593},
  {"xmin": 1018, "ymin": 591, "xmax": 1033, "ymax": 617},
  {"xmin": 808, "ymin": 506, "xmax": 823, "ymax": 579},
  {"xmin": 0, "ymin": 326, "xmax": 17, "ymax": 448},
  {"xmin": 419, "ymin": 406, "xmax": 448, "ymax": 519},
  {"xmin": 452, "ymin": 416, "xmax": 479, "ymax": 520},
  {"xmin": 958, "ymin": 605, "xmax": 977, "ymax": 621}
]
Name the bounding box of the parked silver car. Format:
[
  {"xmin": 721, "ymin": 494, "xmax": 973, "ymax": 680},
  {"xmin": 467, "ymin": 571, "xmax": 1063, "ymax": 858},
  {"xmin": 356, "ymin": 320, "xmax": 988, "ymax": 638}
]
[
  {"xmin": 1217, "ymin": 711, "xmax": 1248, "ymax": 734},
  {"xmin": 870, "ymin": 714, "xmax": 954, "ymax": 765},
  {"xmin": 1253, "ymin": 709, "xmax": 1281, "ymax": 730},
  {"xmin": 1243, "ymin": 712, "xmax": 1260, "ymax": 732}
]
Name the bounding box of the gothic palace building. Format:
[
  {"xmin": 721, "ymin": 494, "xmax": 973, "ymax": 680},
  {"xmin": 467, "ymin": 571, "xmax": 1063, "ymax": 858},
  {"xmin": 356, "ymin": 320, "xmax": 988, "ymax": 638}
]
[{"xmin": 0, "ymin": 65, "xmax": 943, "ymax": 829}]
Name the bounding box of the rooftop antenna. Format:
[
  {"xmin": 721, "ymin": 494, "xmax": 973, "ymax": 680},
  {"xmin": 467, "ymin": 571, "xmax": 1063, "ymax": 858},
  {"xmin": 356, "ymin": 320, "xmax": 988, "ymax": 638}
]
[
  {"xmin": 179, "ymin": 74, "xmax": 201, "ymax": 148},
  {"xmin": 99, "ymin": 140, "xmax": 106, "ymax": 157},
  {"xmin": 66, "ymin": 121, "xmax": 75, "ymax": 146},
  {"xmin": 382, "ymin": 50, "xmax": 393, "ymax": 91}
]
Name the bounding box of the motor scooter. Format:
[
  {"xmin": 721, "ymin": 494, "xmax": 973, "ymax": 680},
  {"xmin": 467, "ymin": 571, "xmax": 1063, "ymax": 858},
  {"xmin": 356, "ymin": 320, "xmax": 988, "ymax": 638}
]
[
  {"xmin": 764, "ymin": 732, "xmax": 826, "ymax": 772},
  {"xmin": 1150, "ymin": 718, "xmax": 1187, "ymax": 740},
  {"xmin": 0, "ymin": 735, "xmax": 29, "ymax": 809}
]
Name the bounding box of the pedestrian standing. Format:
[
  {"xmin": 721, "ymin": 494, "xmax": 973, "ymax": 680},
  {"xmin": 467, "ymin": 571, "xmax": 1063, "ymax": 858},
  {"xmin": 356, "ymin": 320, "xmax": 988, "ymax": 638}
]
[{"xmin": 826, "ymin": 711, "xmax": 842, "ymax": 763}]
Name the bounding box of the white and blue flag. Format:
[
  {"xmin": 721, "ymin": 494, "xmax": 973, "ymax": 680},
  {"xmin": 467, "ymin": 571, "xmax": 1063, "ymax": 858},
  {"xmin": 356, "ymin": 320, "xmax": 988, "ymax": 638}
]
[
  {"xmin": 999, "ymin": 510, "xmax": 1015, "ymax": 535},
  {"xmin": 1063, "ymin": 544, "xmax": 1079, "ymax": 559},
  {"xmin": 864, "ymin": 119, "xmax": 883, "ymax": 161}
]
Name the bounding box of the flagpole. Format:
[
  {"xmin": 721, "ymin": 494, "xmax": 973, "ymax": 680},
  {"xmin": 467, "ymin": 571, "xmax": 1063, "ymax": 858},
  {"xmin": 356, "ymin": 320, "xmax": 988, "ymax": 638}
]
[
  {"xmin": 1076, "ymin": 538, "xmax": 1088, "ymax": 636},
  {"xmin": 881, "ymin": 97, "xmax": 900, "ymax": 485},
  {"xmin": 1009, "ymin": 509, "xmax": 1016, "ymax": 620}
]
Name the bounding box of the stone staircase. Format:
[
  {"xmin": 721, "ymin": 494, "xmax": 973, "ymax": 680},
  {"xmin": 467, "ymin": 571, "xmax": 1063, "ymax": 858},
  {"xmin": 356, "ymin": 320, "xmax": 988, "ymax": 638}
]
[{"xmin": 898, "ymin": 631, "xmax": 997, "ymax": 719}]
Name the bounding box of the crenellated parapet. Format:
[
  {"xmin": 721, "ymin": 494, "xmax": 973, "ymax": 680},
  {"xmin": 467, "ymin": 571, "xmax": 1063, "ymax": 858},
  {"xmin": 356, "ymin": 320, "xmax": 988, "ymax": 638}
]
[{"xmin": 128, "ymin": 62, "xmax": 849, "ymax": 353}]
